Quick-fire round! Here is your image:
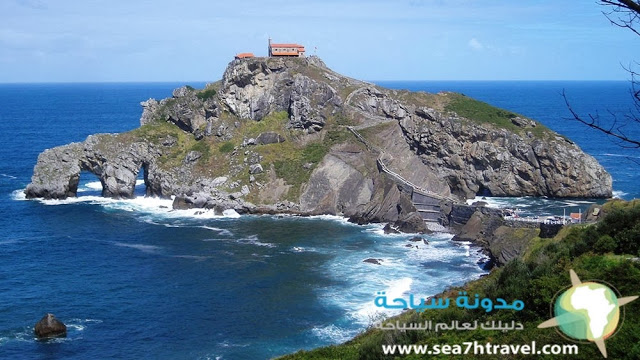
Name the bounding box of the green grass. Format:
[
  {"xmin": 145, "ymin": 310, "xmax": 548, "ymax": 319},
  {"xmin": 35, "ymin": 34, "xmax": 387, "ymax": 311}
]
[
  {"xmin": 265, "ymin": 126, "xmax": 355, "ymax": 201},
  {"xmin": 279, "ymin": 200, "xmax": 640, "ymax": 359},
  {"xmin": 445, "ymin": 93, "xmax": 551, "ymax": 138},
  {"xmin": 244, "ymin": 111, "xmax": 290, "ymax": 136},
  {"xmin": 190, "ymin": 139, "xmax": 211, "ymax": 161},
  {"xmin": 219, "ymin": 141, "xmax": 235, "ymax": 153}
]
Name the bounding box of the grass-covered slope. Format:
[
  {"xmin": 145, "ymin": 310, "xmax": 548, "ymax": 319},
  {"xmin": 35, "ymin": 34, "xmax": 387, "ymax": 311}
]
[
  {"xmin": 443, "ymin": 93, "xmax": 554, "ymax": 139},
  {"xmin": 125, "ymin": 102, "xmax": 361, "ymax": 203},
  {"xmin": 279, "ymin": 200, "xmax": 640, "ymax": 359}
]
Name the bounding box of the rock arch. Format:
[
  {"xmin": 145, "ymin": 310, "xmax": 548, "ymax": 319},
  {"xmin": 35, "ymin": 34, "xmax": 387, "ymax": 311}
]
[{"xmin": 25, "ymin": 135, "xmax": 160, "ymax": 200}]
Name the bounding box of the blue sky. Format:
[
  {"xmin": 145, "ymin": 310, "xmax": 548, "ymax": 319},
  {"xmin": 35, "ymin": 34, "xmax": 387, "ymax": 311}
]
[{"xmin": 1, "ymin": 0, "xmax": 639, "ymax": 82}]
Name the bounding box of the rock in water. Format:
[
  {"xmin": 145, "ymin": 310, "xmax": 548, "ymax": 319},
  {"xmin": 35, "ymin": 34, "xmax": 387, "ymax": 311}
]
[
  {"xmin": 363, "ymin": 258, "xmax": 383, "ymax": 265},
  {"xmin": 34, "ymin": 313, "xmax": 67, "ymax": 339}
]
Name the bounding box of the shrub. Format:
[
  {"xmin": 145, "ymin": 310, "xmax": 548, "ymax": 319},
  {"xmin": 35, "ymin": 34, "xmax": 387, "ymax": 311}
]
[
  {"xmin": 594, "ymin": 234, "xmax": 617, "ymax": 253},
  {"xmin": 196, "ymin": 88, "xmax": 217, "ymax": 101}
]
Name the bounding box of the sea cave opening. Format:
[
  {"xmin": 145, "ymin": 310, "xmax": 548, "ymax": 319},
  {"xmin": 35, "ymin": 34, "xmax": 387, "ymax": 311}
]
[
  {"xmin": 476, "ymin": 185, "xmax": 493, "ymax": 198},
  {"xmin": 134, "ymin": 163, "xmax": 150, "ymax": 198},
  {"xmin": 76, "ymin": 170, "xmax": 103, "ymax": 198}
]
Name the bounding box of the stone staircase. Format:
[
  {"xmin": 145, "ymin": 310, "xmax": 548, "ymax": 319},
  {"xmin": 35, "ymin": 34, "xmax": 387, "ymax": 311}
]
[
  {"xmin": 346, "ymin": 126, "xmax": 447, "ymax": 224},
  {"xmin": 411, "ymin": 190, "xmax": 441, "ymax": 223}
]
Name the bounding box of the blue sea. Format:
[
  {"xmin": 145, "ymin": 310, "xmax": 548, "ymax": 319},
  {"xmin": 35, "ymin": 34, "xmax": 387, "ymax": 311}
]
[{"xmin": 0, "ymin": 81, "xmax": 637, "ymax": 359}]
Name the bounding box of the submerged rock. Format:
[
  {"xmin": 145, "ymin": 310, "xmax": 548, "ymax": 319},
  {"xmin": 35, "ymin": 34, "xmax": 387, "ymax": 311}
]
[
  {"xmin": 363, "ymin": 258, "xmax": 383, "ymax": 265},
  {"xmin": 382, "ymin": 224, "xmax": 399, "ymax": 234},
  {"xmin": 34, "ymin": 313, "xmax": 66, "ymax": 339}
]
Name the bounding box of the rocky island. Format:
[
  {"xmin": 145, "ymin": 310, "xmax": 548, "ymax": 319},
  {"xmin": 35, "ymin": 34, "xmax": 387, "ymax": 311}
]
[{"xmin": 25, "ymin": 56, "xmax": 612, "ymax": 234}]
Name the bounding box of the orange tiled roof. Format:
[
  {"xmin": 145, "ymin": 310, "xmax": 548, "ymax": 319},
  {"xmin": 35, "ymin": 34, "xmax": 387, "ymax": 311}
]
[
  {"xmin": 235, "ymin": 52, "xmax": 255, "ymax": 59},
  {"xmin": 270, "ymin": 43, "xmax": 305, "ymax": 49}
]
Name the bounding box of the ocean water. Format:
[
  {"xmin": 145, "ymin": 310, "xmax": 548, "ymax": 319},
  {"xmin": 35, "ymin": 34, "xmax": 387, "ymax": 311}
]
[{"xmin": 0, "ymin": 81, "xmax": 637, "ymax": 359}]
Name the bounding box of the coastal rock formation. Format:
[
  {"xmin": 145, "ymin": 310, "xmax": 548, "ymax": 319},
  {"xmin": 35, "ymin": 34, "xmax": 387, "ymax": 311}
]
[
  {"xmin": 25, "ymin": 56, "xmax": 612, "ymax": 232},
  {"xmin": 26, "ymin": 135, "xmax": 159, "ymax": 199},
  {"xmin": 399, "ymin": 110, "xmax": 612, "ymax": 198},
  {"xmin": 452, "ymin": 206, "xmax": 539, "ymax": 266},
  {"xmin": 34, "ymin": 313, "xmax": 67, "ymax": 339},
  {"xmin": 219, "ymin": 57, "xmax": 342, "ymax": 132}
]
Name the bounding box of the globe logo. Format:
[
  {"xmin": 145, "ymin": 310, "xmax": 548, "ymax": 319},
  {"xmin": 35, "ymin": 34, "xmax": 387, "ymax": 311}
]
[
  {"xmin": 555, "ymin": 282, "xmax": 619, "ymax": 341},
  {"xmin": 538, "ymin": 270, "xmax": 638, "ymax": 358}
]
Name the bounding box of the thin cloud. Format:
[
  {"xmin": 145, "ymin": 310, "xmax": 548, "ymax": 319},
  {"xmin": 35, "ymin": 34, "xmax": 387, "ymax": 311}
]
[{"xmin": 468, "ymin": 38, "xmax": 484, "ymax": 51}]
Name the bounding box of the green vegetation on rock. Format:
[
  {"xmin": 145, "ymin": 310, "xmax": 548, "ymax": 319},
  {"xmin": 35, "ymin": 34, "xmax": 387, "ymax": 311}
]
[
  {"xmin": 196, "ymin": 87, "xmax": 217, "ymax": 101},
  {"xmin": 190, "ymin": 139, "xmax": 211, "ymax": 161},
  {"xmin": 445, "ymin": 93, "xmax": 551, "ymax": 138},
  {"xmin": 218, "ymin": 142, "xmax": 235, "ymax": 153},
  {"xmin": 279, "ymin": 200, "xmax": 640, "ymax": 360}
]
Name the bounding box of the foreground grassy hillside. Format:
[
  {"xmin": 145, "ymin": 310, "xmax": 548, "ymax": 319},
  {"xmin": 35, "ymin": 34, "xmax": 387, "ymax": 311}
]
[{"xmin": 279, "ymin": 199, "xmax": 640, "ymax": 359}]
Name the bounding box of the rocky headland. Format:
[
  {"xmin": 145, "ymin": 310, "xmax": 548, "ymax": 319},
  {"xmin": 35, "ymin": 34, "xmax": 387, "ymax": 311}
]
[{"xmin": 25, "ymin": 56, "xmax": 612, "ymax": 236}]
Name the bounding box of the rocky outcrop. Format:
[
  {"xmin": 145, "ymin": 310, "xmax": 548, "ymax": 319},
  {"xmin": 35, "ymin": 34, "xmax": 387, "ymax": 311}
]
[
  {"xmin": 25, "ymin": 56, "xmax": 613, "ymax": 233},
  {"xmin": 141, "ymin": 85, "xmax": 220, "ymax": 136},
  {"xmin": 299, "ymin": 154, "xmax": 373, "ymax": 216},
  {"xmin": 452, "ymin": 206, "xmax": 539, "ymax": 267},
  {"xmin": 26, "ymin": 135, "xmax": 159, "ymax": 199},
  {"xmin": 219, "ymin": 57, "xmax": 342, "ymax": 132},
  {"xmin": 395, "ymin": 106, "xmax": 612, "ymax": 199},
  {"xmin": 34, "ymin": 313, "xmax": 66, "ymax": 339},
  {"xmin": 255, "ymin": 132, "xmax": 285, "ymax": 145},
  {"xmin": 347, "ymin": 174, "xmax": 428, "ymax": 233}
]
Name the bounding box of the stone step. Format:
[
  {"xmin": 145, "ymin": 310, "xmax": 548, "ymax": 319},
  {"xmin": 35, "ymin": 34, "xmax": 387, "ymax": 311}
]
[
  {"xmin": 418, "ymin": 211, "xmax": 440, "ymax": 221},
  {"xmin": 415, "ymin": 205, "xmax": 440, "ymax": 211},
  {"xmin": 416, "ymin": 209, "xmax": 440, "ymax": 214},
  {"xmin": 413, "ymin": 202, "xmax": 441, "ymax": 207}
]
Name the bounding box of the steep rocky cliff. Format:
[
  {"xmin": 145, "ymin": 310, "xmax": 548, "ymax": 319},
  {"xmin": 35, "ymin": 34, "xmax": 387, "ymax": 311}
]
[{"xmin": 25, "ymin": 56, "xmax": 612, "ymax": 231}]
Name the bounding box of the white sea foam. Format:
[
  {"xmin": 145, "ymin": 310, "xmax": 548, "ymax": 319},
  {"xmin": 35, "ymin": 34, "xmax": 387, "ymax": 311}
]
[
  {"xmin": 290, "ymin": 246, "xmax": 319, "ymax": 253},
  {"xmin": 307, "ymin": 214, "xmax": 352, "ymax": 223},
  {"xmin": 363, "ymin": 223, "xmax": 422, "ymax": 237},
  {"xmin": 402, "ymin": 239, "xmax": 469, "ymax": 263},
  {"xmin": 13, "ymin": 187, "xmax": 244, "ymax": 225},
  {"xmin": 142, "ymin": 219, "xmax": 183, "ymax": 228},
  {"xmin": 173, "ymin": 255, "xmax": 212, "ymax": 261},
  {"xmin": 351, "ymin": 277, "xmax": 413, "ymax": 325},
  {"xmin": 217, "ymin": 341, "xmax": 249, "ymax": 348},
  {"xmin": 613, "ymin": 190, "xmax": 628, "ymax": 199},
  {"xmin": 199, "ymin": 226, "xmax": 233, "ymax": 236},
  {"xmin": 222, "ymin": 209, "xmax": 240, "ymax": 218},
  {"xmin": 599, "ymin": 153, "xmax": 640, "ymax": 159},
  {"xmin": 311, "ymin": 324, "xmax": 356, "ymax": 344},
  {"xmin": 77, "ymin": 180, "xmax": 104, "ymax": 192},
  {"xmin": 11, "ymin": 189, "xmax": 26, "ymax": 201},
  {"xmin": 465, "ymin": 196, "xmax": 506, "ymax": 208},
  {"xmin": 0, "ymin": 173, "xmax": 17, "ymax": 179},
  {"xmin": 236, "ymin": 234, "xmax": 275, "ymax": 248},
  {"xmin": 66, "ymin": 324, "xmax": 85, "ymax": 332},
  {"xmin": 113, "ymin": 242, "xmax": 162, "ymax": 254}
]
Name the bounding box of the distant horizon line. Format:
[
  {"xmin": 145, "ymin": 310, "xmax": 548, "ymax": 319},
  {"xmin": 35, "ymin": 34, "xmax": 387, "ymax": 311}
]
[{"xmin": 0, "ymin": 79, "xmax": 630, "ymax": 85}]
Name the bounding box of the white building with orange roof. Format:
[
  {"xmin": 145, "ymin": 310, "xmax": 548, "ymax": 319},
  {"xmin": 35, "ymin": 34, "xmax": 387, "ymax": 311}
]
[{"xmin": 268, "ymin": 39, "xmax": 305, "ymax": 57}]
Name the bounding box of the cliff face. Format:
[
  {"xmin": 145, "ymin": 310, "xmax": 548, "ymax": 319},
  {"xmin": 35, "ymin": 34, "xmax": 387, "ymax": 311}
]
[
  {"xmin": 25, "ymin": 56, "xmax": 612, "ymax": 230},
  {"xmin": 396, "ymin": 107, "xmax": 611, "ymax": 198}
]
